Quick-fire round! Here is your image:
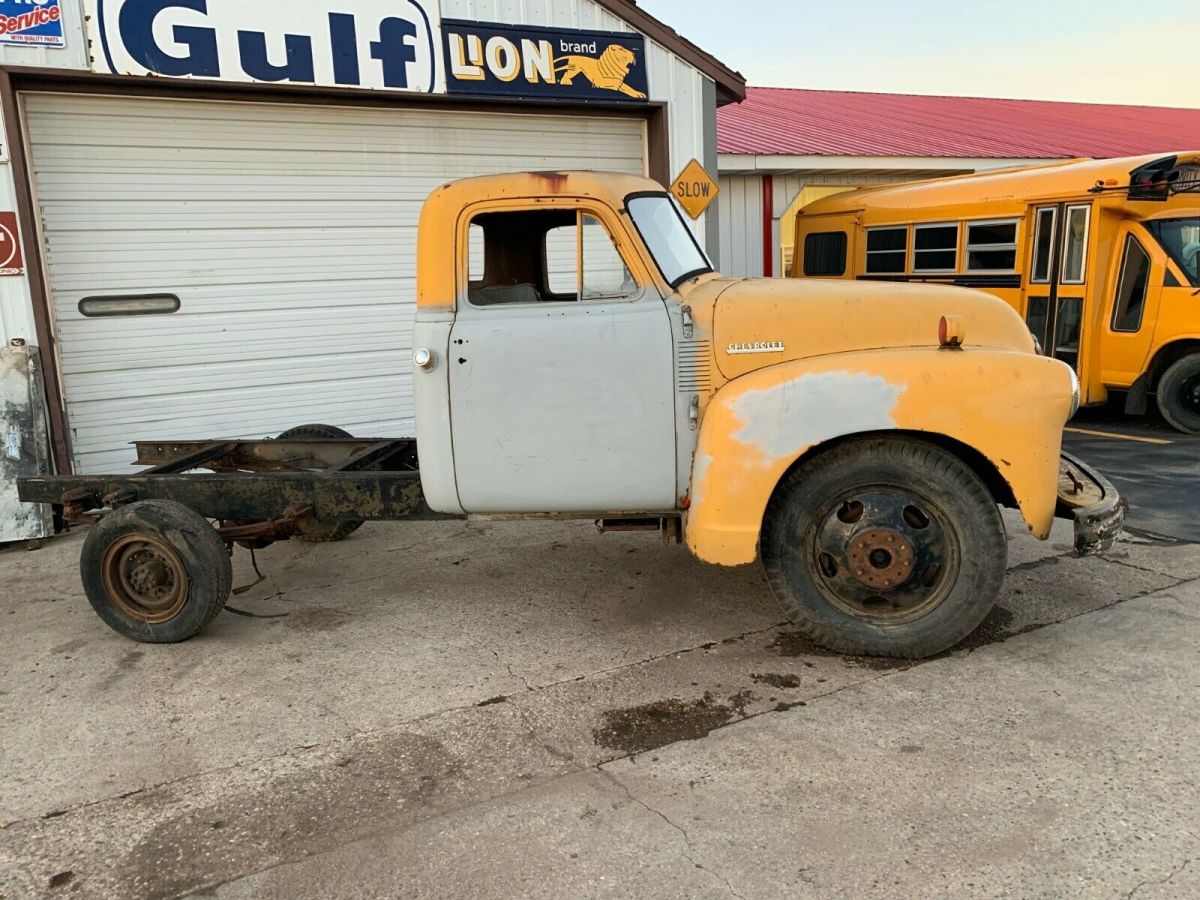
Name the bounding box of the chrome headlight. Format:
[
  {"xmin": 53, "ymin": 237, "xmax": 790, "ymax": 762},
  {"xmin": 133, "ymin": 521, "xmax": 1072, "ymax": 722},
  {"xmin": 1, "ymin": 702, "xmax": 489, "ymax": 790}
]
[{"xmin": 1067, "ymin": 366, "xmax": 1081, "ymax": 418}]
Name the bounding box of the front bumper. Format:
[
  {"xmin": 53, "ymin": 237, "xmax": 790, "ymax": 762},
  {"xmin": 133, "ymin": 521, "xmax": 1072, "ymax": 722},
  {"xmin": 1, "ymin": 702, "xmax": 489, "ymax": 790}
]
[{"xmin": 1056, "ymin": 452, "xmax": 1125, "ymax": 556}]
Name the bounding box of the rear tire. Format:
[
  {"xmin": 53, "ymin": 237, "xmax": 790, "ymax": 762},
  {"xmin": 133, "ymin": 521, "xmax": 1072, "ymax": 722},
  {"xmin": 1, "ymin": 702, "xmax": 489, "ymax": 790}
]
[
  {"xmin": 276, "ymin": 424, "xmax": 365, "ymax": 542},
  {"xmin": 760, "ymin": 437, "xmax": 1007, "ymax": 659},
  {"xmin": 80, "ymin": 500, "xmax": 232, "ymax": 643},
  {"xmin": 1156, "ymin": 354, "xmax": 1200, "ymax": 434}
]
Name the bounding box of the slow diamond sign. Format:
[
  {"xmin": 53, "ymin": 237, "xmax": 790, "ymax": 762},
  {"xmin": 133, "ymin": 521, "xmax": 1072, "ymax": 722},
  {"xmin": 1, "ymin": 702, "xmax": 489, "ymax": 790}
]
[{"xmin": 671, "ymin": 159, "xmax": 719, "ymax": 220}]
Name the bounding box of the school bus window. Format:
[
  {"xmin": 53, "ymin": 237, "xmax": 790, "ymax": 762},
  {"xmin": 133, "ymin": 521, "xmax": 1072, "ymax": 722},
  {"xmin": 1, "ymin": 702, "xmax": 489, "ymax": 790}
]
[
  {"xmin": 1055, "ymin": 298, "xmax": 1083, "ymax": 366},
  {"xmin": 913, "ymin": 223, "xmax": 958, "ymax": 273},
  {"xmin": 865, "ymin": 227, "xmax": 907, "ymax": 274},
  {"xmin": 1031, "ymin": 208, "xmax": 1057, "ymax": 284},
  {"xmin": 1061, "ymin": 205, "xmax": 1091, "ymax": 284},
  {"xmin": 1112, "ymin": 235, "xmax": 1152, "ymax": 333},
  {"xmin": 803, "ymin": 231, "xmax": 848, "ymax": 276},
  {"xmin": 1147, "ymin": 217, "xmax": 1200, "ymax": 287},
  {"xmin": 965, "ymin": 220, "xmax": 1018, "ymax": 272}
]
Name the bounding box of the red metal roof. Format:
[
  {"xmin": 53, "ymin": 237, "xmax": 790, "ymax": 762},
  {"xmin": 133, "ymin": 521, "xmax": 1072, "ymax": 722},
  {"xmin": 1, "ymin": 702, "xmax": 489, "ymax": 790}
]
[{"xmin": 718, "ymin": 87, "xmax": 1200, "ymax": 159}]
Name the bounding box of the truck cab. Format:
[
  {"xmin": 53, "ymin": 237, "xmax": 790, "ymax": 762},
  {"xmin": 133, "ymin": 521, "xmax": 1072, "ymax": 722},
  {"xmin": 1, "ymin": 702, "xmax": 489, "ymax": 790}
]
[{"xmin": 411, "ymin": 171, "xmax": 1122, "ymax": 658}]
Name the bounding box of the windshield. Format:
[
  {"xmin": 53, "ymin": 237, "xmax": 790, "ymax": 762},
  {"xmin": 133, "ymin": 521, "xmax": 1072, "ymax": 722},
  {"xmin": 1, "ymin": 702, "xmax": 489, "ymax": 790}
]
[
  {"xmin": 626, "ymin": 194, "xmax": 714, "ymax": 288},
  {"xmin": 1147, "ymin": 217, "xmax": 1200, "ymax": 286}
]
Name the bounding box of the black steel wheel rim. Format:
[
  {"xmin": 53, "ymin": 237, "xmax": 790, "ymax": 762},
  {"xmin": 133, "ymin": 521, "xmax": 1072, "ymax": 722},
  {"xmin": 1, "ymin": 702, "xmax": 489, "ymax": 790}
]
[
  {"xmin": 1180, "ymin": 372, "xmax": 1200, "ymax": 416},
  {"xmin": 800, "ymin": 487, "xmax": 962, "ymax": 625}
]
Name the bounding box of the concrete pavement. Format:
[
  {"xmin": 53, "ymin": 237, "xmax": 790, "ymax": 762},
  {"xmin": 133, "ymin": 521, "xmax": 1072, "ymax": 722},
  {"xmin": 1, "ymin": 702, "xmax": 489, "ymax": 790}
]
[{"xmin": 1, "ymin": 515, "xmax": 1198, "ymax": 898}]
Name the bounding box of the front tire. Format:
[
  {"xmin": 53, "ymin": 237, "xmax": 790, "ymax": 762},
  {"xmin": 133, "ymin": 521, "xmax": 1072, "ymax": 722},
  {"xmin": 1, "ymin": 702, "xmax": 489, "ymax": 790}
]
[
  {"xmin": 80, "ymin": 500, "xmax": 232, "ymax": 643},
  {"xmin": 1156, "ymin": 354, "xmax": 1200, "ymax": 434},
  {"xmin": 761, "ymin": 437, "xmax": 1007, "ymax": 659}
]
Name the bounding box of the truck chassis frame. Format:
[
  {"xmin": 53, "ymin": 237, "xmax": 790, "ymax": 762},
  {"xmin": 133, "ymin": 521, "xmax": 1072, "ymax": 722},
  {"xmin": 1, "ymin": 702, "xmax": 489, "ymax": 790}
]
[{"xmin": 19, "ymin": 437, "xmax": 460, "ymax": 548}]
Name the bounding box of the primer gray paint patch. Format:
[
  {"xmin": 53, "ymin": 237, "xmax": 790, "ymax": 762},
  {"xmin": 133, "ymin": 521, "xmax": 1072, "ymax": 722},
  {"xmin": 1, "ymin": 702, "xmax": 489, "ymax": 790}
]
[
  {"xmin": 690, "ymin": 452, "xmax": 715, "ymax": 503},
  {"xmin": 729, "ymin": 372, "xmax": 905, "ymax": 464}
]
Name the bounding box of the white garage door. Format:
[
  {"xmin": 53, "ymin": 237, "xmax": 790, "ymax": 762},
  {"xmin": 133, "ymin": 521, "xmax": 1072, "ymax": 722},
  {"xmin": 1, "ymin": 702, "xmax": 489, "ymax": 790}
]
[{"xmin": 23, "ymin": 93, "xmax": 647, "ymax": 473}]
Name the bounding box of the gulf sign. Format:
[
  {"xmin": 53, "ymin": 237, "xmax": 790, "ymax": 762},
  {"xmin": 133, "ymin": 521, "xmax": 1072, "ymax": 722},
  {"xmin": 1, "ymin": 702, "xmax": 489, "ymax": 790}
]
[
  {"xmin": 0, "ymin": 0, "xmax": 66, "ymax": 47},
  {"xmin": 443, "ymin": 20, "xmax": 649, "ymax": 102},
  {"xmin": 85, "ymin": 0, "xmax": 444, "ymax": 93}
]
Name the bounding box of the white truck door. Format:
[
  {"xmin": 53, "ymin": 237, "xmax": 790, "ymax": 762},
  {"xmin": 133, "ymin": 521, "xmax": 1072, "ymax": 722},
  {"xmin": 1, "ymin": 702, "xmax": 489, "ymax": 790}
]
[{"xmin": 447, "ymin": 208, "xmax": 677, "ymax": 514}]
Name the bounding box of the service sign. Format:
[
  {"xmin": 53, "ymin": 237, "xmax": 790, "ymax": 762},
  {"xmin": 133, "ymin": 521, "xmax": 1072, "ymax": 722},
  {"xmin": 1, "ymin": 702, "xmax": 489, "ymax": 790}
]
[
  {"xmin": 85, "ymin": 0, "xmax": 444, "ymax": 93},
  {"xmin": 0, "ymin": 212, "xmax": 25, "ymax": 276},
  {"xmin": 443, "ymin": 20, "xmax": 648, "ymax": 102},
  {"xmin": 0, "ymin": 0, "xmax": 66, "ymax": 47}
]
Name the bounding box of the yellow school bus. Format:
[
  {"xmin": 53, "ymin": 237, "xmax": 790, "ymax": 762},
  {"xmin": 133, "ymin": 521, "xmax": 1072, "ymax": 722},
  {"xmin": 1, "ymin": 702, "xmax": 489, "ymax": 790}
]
[{"xmin": 791, "ymin": 153, "xmax": 1200, "ymax": 432}]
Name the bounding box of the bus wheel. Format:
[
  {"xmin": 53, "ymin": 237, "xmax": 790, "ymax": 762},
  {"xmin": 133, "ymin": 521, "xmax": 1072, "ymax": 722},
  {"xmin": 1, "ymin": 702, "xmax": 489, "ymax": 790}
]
[
  {"xmin": 760, "ymin": 437, "xmax": 1006, "ymax": 659},
  {"xmin": 80, "ymin": 501, "xmax": 232, "ymax": 643},
  {"xmin": 1157, "ymin": 355, "xmax": 1200, "ymax": 434}
]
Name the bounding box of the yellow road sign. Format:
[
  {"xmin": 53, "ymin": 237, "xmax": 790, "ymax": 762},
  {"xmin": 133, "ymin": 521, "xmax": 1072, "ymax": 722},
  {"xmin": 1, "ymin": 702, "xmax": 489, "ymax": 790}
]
[{"xmin": 671, "ymin": 159, "xmax": 719, "ymax": 220}]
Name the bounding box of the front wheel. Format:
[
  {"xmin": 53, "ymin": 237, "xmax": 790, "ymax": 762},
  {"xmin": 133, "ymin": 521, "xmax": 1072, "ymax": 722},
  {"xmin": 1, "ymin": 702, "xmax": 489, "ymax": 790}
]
[
  {"xmin": 761, "ymin": 438, "xmax": 1007, "ymax": 659},
  {"xmin": 1156, "ymin": 354, "xmax": 1200, "ymax": 434}
]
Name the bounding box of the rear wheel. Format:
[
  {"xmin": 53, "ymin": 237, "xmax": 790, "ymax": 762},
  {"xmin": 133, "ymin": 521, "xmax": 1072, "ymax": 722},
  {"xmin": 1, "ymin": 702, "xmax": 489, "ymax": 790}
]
[
  {"xmin": 276, "ymin": 424, "xmax": 365, "ymax": 542},
  {"xmin": 1156, "ymin": 354, "xmax": 1200, "ymax": 434},
  {"xmin": 761, "ymin": 437, "xmax": 1007, "ymax": 659},
  {"xmin": 80, "ymin": 500, "xmax": 232, "ymax": 643}
]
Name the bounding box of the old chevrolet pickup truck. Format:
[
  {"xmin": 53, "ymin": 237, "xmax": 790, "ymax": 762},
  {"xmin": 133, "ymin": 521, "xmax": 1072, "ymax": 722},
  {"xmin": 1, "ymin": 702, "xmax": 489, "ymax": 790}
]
[{"xmin": 19, "ymin": 171, "xmax": 1124, "ymax": 659}]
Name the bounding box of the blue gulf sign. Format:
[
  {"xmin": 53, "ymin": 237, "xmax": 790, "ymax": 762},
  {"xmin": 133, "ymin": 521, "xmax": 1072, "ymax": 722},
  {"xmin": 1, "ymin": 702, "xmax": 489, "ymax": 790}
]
[
  {"xmin": 0, "ymin": 0, "xmax": 66, "ymax": 47},
  {"xmin": 85, "ymin": 0, "xmax": 444, "ymax": 93},
  {"xmin": 443, "ymin": 20, "xmax": 649, "ymax": 102}
]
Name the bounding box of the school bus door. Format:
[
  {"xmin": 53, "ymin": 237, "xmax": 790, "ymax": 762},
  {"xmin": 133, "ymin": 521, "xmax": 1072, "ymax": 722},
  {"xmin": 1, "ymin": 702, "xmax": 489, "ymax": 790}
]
[
  {"xmin": 1102, "ymin": 223, "xmax": 1164, "ymax": 389},
  {"xmin": 1023, "ymin": 203, "xmax": 1093, "ymax": 378}
]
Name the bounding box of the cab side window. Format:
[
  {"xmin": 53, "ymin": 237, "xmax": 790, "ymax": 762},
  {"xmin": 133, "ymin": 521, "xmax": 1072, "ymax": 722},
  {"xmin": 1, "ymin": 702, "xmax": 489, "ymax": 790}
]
[
  {"xmin": 1112, "ymin": 235, "xmax": 1152, "ymax": 333},
  {"xmin": 467, "ymin": 210, "xmax": 635, "ymax": 306}
]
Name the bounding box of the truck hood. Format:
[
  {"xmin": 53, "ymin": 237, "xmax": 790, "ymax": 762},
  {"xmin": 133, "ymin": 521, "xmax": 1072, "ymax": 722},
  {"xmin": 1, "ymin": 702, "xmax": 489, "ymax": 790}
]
[{"xmin": 684, "ymin": 277, "xmax": 1037, "ymax": 380}]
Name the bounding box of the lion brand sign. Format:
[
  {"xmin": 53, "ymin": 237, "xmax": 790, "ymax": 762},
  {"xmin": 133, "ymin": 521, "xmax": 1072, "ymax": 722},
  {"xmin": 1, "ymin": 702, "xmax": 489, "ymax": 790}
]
[
  {"xmin": 85, "ymin": 0, "xmax": 444, "ymax": 93},
  {"xmin": 443, "ymin": 20, "xmax": 648, "ymax": 102},
  {"xmin": 0, "ymin": 0, "xmax": 66, "ymax": 47}
]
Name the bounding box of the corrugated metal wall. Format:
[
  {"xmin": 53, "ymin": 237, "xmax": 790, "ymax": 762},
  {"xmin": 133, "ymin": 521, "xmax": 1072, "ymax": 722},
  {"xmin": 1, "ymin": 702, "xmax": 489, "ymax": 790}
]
[{"xmin": 717, "ymin": 175, "xmax": 764, "ymax": 277}]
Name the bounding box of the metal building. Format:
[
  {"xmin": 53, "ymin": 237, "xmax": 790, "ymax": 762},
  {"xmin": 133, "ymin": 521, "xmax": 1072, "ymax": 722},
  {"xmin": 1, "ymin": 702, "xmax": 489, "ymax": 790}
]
[
  {"xmin": 717, "ymin": 87, "xmax": 1200, "ymax": 278},
  {"xmin": 0, "ymin": 0, "xmax": 744, "ymax": 539}
]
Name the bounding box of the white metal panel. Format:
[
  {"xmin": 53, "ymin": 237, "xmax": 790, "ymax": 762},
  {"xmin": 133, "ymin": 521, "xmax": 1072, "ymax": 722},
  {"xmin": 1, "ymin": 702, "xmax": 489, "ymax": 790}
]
[
  {"xmin": 23, "ymin": 92, "xmax": 646, "ymax": 473},
  {"xmin": 0, "ymin": 0, "xmax": 87, "ymax": 70},
  {"xmin": 0, "ymin": 344, "xmax": 53, "ymax": 541},
  {"xmin": 0, "ymin": 161, "xmax": 37, "ymax": 346},
  {"xmin": 717, "ymin": 174, "xmax": 764, "ymax": 278},
  {"xmin": 448, "ymin": 292, "xmax": 677, "ymax": 513}
]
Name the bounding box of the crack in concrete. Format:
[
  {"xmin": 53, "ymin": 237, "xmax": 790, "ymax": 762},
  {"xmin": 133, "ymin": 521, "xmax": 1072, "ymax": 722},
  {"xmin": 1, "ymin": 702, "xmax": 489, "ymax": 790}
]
[
  {"xmin": 1103, "ymin": 556, "xmax": 1194, "ymax": 582},
  {"xmin": 598, "ymin": 767, "xmax": 747, "ymax": 900},
  {"xmin": 1125, "ymin": 857, "xmax": 1194, "ymax": 899},
  {"xmin": 487, "ymin": 647, "xmax": 535, "ymax": 693}
]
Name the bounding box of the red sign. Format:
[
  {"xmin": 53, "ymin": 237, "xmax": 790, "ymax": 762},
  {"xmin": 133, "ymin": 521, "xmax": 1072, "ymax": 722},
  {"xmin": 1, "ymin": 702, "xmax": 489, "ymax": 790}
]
[{"xmin": 0, "ymin": 212, "xmax": 24, "ymax": 276}]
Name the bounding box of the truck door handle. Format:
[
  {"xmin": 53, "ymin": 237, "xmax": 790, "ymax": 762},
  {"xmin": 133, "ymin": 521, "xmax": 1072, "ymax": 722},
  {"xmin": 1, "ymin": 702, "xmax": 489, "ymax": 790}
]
[{"xmin": 414, "ymin": 348, "xmax": 437, "ymax": 371}]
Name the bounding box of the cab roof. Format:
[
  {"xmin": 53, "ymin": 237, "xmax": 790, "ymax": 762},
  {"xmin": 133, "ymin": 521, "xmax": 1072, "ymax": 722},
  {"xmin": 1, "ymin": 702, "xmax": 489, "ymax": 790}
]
[
  {"xmin": 800, "ymin": 152, "xmax": 1200, "ymax": 216},
  {"xmin": 424, "ymin": 170, "xmax": 666, "ymax": 214}
]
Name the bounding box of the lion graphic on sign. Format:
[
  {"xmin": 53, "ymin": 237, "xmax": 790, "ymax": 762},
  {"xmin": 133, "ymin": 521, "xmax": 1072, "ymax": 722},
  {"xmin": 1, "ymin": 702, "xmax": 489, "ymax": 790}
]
[{"xmin": 556, "ymin": 44, "xmax": 647, "ymax": 99}]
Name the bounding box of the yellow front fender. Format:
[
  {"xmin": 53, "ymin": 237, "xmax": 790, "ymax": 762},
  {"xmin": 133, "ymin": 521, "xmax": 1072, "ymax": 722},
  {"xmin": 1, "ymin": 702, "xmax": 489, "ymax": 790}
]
[{"xmin": 685, "ymin": 348, "xmax": 1077, "ymax": 566}]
